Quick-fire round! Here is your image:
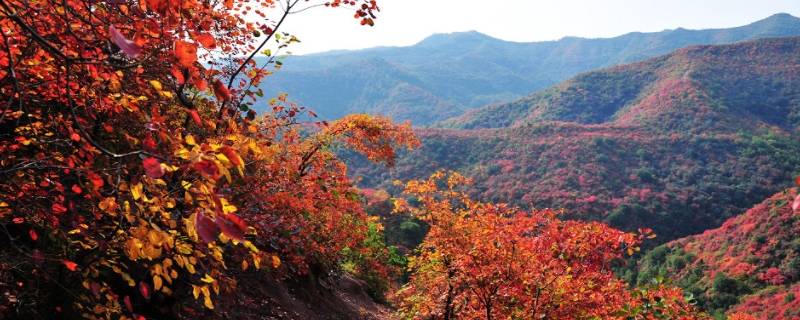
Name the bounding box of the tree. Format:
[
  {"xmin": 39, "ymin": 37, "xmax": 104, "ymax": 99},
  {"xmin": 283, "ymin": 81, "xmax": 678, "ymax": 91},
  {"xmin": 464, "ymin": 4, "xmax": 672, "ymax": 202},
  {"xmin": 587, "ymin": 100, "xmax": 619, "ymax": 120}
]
[
  {"xmin": 393, "ymin": 171, "xmax": 708, "ymax": 319},
  {"xmin": 0, "ymin": 0, "xmax": 414, "ymax": 318}
]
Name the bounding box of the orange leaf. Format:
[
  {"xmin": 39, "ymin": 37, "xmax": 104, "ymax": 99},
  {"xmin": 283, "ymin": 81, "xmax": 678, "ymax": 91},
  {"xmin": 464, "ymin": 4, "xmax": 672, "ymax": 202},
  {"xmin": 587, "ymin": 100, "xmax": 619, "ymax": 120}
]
[
  {"xmin": 194, "ymin": 33, "xmax": 216, "ymax": 49},
  {"xmin": 174, "ymin": 41, "xmax": 197, "ymax": 68}
]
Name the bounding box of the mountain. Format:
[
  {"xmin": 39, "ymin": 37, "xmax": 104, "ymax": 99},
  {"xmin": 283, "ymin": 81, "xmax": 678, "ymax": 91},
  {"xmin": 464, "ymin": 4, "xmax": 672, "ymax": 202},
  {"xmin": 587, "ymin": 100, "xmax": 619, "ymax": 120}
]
[
  {"xmin": 347, "ymin": 37, "xmax": 800, "ymax": 242},
  {"xmin": 633, "ymin": 190, "xmax": 800, "ymax": 319},
  {"xmin": 257, "ymin": 13, "xmax": 800, "ymax": 125}
]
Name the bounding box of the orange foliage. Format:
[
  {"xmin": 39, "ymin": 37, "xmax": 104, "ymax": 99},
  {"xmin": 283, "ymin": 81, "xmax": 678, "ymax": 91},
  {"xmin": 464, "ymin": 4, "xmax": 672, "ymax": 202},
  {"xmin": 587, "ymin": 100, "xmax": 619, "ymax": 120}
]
[
  {"xmin": 393, "ymin": 171, "xmax": 708, "ymax": 319},
  {"xmin": 0, "ymin": 0, "xmax": 400, "ymax": 318}
]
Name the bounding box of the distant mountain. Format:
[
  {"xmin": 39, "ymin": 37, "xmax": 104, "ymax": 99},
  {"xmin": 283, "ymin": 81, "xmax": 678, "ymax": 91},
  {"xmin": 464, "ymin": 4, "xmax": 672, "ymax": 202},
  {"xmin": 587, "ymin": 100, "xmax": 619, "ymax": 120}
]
[
  {"xmin": 633, "ymin": 190, "xmax": 800, "ymax": 319},
  {"xmin": 347, "ymin": 37, "xmax": 800, "ymax": 242},
  {"xmin": 258, "ymin": 13, "xmax": 800, "ymax": 125}
]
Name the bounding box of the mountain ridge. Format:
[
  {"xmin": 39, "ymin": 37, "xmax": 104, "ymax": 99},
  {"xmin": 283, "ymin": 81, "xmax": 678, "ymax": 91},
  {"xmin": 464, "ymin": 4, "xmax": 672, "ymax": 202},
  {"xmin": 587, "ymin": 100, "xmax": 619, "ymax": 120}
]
[{"xmin": 258, "ymin": 13, "xmax": 800, "ymax": 124}]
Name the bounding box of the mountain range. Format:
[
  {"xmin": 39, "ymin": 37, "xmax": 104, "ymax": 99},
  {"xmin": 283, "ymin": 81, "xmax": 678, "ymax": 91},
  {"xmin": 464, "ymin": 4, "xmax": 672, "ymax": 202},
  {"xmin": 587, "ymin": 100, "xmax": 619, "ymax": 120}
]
[
  {"xmin": 257, "ymin": 13, "xmax": 800, "ymax": 125},
  {"xmin": 347, "ymin": 36, "xmax": 800, "ymax": 243}
]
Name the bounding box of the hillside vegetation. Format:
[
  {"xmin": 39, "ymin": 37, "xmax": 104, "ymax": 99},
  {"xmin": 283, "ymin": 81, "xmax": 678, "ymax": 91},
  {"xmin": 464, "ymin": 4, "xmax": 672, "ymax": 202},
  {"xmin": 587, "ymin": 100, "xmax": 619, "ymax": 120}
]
[
  {"xmin": 634, "ymin": 190, "xmax": 800, "ymax": 319},
  {"xmin": 350, "ymin": 37, "xmax": 800, "ymax": 241}
]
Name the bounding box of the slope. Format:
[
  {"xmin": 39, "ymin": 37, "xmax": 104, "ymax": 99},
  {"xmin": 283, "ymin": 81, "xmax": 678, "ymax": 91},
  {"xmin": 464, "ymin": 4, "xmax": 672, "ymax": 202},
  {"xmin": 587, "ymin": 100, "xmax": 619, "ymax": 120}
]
[
  {"xmin": 258, "ymin": 13, "xmax": 800, "ymax": 125},
  {"xmin": 634, "ymin": 190, "xmax": 800, "ymax": 319},
  {"xmin": 347, "ymin": 37, "xmax": 800, "ymax": 242}
]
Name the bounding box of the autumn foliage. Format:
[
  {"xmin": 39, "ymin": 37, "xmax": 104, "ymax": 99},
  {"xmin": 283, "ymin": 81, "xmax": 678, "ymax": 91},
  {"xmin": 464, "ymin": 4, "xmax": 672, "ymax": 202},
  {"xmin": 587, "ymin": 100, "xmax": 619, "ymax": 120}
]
[
  {"xmin": 0, "ymin": 0, "xmax": 423, "ymax": 318},
  {"xmin": 392, "ymin": 171, "xmax": 708, "ymax": 319}
]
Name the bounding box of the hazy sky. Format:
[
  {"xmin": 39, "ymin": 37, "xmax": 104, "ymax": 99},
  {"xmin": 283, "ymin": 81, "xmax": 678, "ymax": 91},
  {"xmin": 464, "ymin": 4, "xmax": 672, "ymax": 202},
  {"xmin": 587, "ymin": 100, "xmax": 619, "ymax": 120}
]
[{"xmin": 274, "ymin": 0, "xmax": 800, "ymax": 55}]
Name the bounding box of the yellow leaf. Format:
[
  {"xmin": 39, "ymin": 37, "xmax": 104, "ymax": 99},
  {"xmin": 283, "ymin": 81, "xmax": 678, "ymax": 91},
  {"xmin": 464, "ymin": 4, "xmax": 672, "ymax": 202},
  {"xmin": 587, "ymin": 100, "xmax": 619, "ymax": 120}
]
[
  {"xmin": 131, "ymin": 183, "xmax": 143, "ymax": 200},
  {"xmin": 192, "ymin": 285, "xmax": 200, "ymax": 299},
  {"xmin": 149, "ymin": 80, "xmax": 162, "ymax": 91},
  {"xmin": 203, "ymin": 295, "xmax": 214, "ymax": 309},
  {"xmin": 185, "ymin": 135, "xmax": 196, "ymax": 146},
  {"xmin": 271, "ymin": 255, "xmax": 281, "ymax": 269},
  {"xmin": 200, "ymin": 274, "xmax": 215, "ymax": 283},
  {"xmin": 153, "ymin": 275, "xmax": 163, "ymax": 291}
]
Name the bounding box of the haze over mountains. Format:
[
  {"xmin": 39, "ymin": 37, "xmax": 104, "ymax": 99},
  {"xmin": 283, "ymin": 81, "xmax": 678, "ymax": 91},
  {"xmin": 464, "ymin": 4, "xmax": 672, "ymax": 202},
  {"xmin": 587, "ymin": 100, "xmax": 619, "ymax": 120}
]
[{"xmin": 258, "ymin": 13, "xmax": 800, "ymax": 125}]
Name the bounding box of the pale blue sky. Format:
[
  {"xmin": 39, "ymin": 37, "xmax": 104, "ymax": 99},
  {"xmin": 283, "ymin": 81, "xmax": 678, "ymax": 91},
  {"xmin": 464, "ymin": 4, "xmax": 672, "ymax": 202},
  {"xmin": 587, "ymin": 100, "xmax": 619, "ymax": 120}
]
[{"xmin": 274, "ymin": 0, "xmax": 800, "ymax": 54}]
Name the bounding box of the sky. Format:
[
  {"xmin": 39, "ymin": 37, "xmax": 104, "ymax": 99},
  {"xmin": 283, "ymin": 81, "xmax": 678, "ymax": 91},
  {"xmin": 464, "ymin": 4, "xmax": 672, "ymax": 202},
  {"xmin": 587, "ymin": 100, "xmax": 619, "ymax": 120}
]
[{"xmin": 272, "ymin": 0, "xmax": 800, "ymax": 55}]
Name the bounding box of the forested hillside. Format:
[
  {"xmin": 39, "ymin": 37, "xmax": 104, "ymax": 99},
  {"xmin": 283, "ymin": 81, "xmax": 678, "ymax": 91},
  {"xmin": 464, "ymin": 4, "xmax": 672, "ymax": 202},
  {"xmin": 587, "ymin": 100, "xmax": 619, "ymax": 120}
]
[
  {"xmin": 350, "ymin": 37, "xmax": 800, "ymax": 241},
  {"xmin": 634, "ymin": 190, "xmax": 800, "ymax": 319},
  {"xmin": 259, "ymin": 13, "xmax": 800, "ymax": 124}
]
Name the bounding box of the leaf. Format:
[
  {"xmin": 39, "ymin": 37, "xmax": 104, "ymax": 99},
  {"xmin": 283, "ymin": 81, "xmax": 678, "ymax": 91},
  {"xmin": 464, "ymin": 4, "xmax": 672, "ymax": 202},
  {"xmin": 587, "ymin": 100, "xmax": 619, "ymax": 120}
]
[
  {"xmin": 189, "ymin": 109, "xmax": 202, "ymax": 126},
  {"xmin": 174, "ymin": 41, "xmax": 198, "ymax": 68},
  {"xmin": 70, "ymin": 132, "xmax": 81, "ymax": 142},
  {"xmin": 792, "ymin": 194, "xmax": 800, "ymax": 212},
  {"xmin": 153, "ymin": 275, "xmax": 163, "ymax": 291},
  {"xmin": 220, "ymin": 146, "xmax": 242, "ymax": 167},
  {"xmin": 212, "ymin": 79, "xmax": 231, "ymax": 102},
  {"xmin": 124, "ymin": 295, "xmax": 133, "ymax": 312},
  {"xmin": 192, "ymin": 160, "xmax": 220, "ymax": 180},
  {"xmin": 109, "ymin": 25, "xmax": 142, "ymax": 58},
  {"xmin": 216, "ymin": 214, "xmax": 247, "ymax": 241},
  {"xmin": 143, "ymin": 157, "xmax": 165, "ymax": 179},
  {"xmin": 87, "ymin": 171, "xmax": 104, "ymax": 189},
  {"xmin": 271, "ymin": 255, "xmax": 281, "ymax": 269},
  {"xmin": 139, "ymin": 281, "xmax": 151, "ymax": 299},
  {"xmin": 193, "ymin": 33, "xmax": 216, "ymax": 49},
  {"xmin": 52, "ymin": 203, "xmax": 68, "ymax": 215},
  {"xmin": 62, "ymin": 260, "xmax": 78, "ymax": 271},
  {"xmin": 29, "ymin": 229, "xmax": 38, "ymax": 241},
  {"xmin": 195, "ymin": 212, "xmax": 220, "ymax": 243},
  {"xmin": 149, "ymin": 80, "xmax": 162, "ymax": 91}
]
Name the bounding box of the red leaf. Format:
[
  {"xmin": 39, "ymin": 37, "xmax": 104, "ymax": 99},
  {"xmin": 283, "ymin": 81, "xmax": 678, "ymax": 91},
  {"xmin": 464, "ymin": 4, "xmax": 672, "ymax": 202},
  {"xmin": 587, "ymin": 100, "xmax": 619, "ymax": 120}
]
[
  {"xmin": 192, "ymin": 160, "xmax": 220, "ymax": 180},
  {"xmin": 87, "ymin": 171, "xmax": 104, "ymax": 189},
  {"xmin": 52, "ymin": 203, "xmax": 68, "ymax": 215},
  {"xmin": 143, "ymin": 157, "xmax": 165, "ymax": 179},
  {"xmin": 220, "ymin": 146, "xmax": 242, "ymax": 166},
  {"xmin": 792, "ymin": 194, "xmax": 800, "ymax": 212},
  {"xmin": 216, "ymin": 214, "xmax": 247, "ymax": 241},
  {"xmin": 109, "ymin": 25, "xmax": 142, "ymax": 58},
  {"xmin": 174, "ymin": 41, "xmax": 197, "ymax": 68},
  {"xmin": 195, "ymin": 212, "xmax": 220, "ymax": 243},
  {"xmin": 212, "ymin": 79, "xmax": 231, "ymax": 102},
  {"xmin": 12, "ymin": 217, "xmax": 24, "ymax": 224},
  {"xmin": 189, "ymin": 109, "xmax": 202, "ymax": 126},
  {"xmin": 124, "ymin": 295, "xmax": 133, "ymax": 312},
  {"xmin": 62, "ymin": 260, "xmax": 78, "ymax": 271},
  {"xmin": 70, "ymin": 132, "xmax": 81, "ymax": 142},
  {"xmin": 139, "ymin": 281, "xmax": 151, "ymax": 299},
  {"xmin": 171, "ymin": 68, "xmax": 185, "ymax": 85},
  {"xmin": 29, "ymin": 229, "xmax": 38, "ymax": 241},
  {"xmin": 194, "ymin": 33, "xmax": 216, "ymax": 49},
  {"xmin": 71, "ymin": 184, "xmax": 82, "ymax": 194}
]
